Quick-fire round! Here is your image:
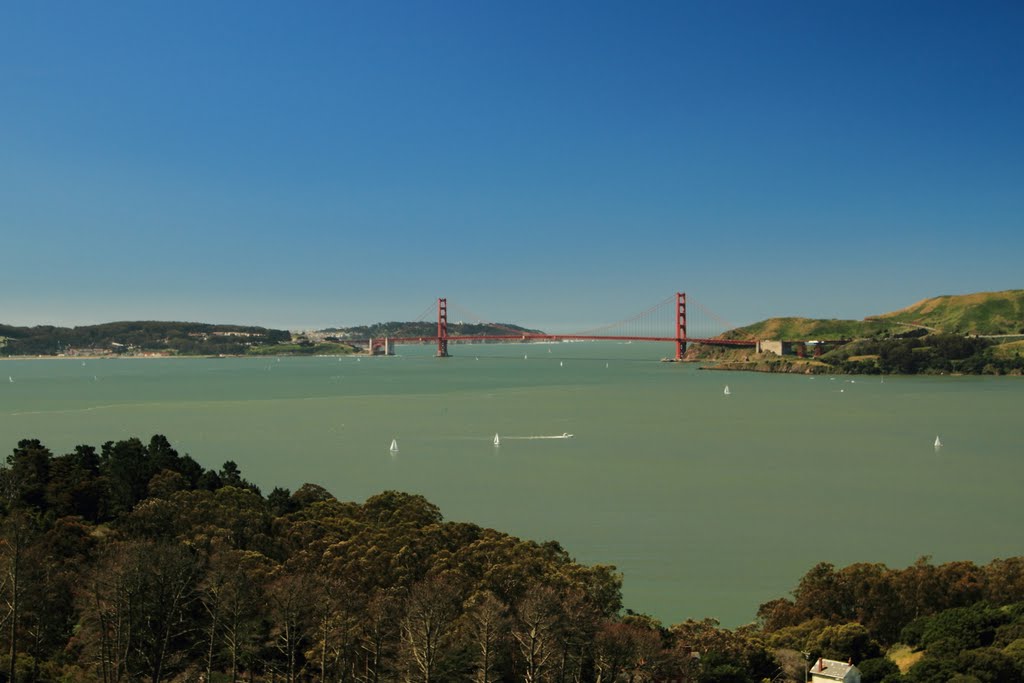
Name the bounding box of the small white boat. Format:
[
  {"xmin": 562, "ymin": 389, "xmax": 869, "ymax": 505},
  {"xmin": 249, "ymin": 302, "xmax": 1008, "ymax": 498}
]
[
  {"xmin": 493, "ymin": 433, "xmax": 500, "ymax": 447},
  {"xmin": 559, "ymin": 361, "xmax": 564, "ymax": 367},
  {"xmin": 934, "ymin": 435, "xmax": 942, "ymax": 449},
  {"xmin": 389, "ymin": 439, "xmax": 399, "ymax": 454},
  {"xmin": 562, "ymin": 432, "xmax": 574, "ymax": 438},
  {"xmin": 723, "ymin": 385, "xmax": 730, "ymax": 396},
  {"xmin": 8, "ymin": 376, "xmax": 13, "ymax": 383},
  {"xmin": 524, "ymin": 354, "xmax": 528, "ymax": 360}
]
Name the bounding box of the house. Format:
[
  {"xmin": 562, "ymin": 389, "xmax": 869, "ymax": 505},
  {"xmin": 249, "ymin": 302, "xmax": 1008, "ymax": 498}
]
[{"xmin": 809, "ymin": 657, "xmax": 861, "ymax": 683}]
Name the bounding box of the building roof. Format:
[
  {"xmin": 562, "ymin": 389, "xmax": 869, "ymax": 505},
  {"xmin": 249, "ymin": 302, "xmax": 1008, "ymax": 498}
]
[{"xmin": 811, "ymin": 658, "xmax": 858, "ymax": 680}]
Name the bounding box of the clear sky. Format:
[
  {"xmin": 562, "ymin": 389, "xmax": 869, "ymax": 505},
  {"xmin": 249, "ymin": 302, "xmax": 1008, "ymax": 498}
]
[{"xmin": 3, "ymin": 1, "xmax": 1022, "ymax": 332}]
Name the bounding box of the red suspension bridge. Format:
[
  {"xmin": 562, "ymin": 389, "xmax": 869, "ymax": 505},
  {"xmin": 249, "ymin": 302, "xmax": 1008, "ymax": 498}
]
[{"xmin": 347, "ymin": 293, "xmax": 756, "ymax": 361}]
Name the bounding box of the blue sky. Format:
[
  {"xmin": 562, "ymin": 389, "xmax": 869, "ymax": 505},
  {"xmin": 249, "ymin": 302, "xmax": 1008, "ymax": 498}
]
[{"xmin": 3, "ymin": 1, "xmax": 1022, "ymax": 332}]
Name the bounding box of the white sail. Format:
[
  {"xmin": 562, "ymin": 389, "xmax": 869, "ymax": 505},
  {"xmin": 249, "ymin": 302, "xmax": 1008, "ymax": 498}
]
[
  {"xmin": 493, "ymin": 433, "xmax": 500, "ymax": 447},
  {"xmin": 724, "ymin": 385, "xmax": 730, "ymax": 395},
  {"xmin": 934, "ymin": 435, "xmax": 942, "ymax": 449},
  {"xmin": 389, "ymin": 439, "xmax": 399, "ymax": 453}
]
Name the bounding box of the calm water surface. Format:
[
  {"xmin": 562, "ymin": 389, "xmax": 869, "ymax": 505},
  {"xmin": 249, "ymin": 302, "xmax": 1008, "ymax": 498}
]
[{"xmin": 2, "ymin": 343, "xmax": 1022, "ymax": 626}]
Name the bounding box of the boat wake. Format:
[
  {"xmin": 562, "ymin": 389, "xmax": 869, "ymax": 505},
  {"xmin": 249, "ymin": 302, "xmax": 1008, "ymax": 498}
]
[{"xmin": 503, "ymin": 433, "xmax": 574, "ymax": 440}]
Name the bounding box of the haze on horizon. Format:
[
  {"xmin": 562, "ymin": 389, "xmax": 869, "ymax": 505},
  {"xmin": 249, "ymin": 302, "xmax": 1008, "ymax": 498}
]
[{"xmin": 2, "ymin": 2, "xmax": 1022, "ymax": 333}]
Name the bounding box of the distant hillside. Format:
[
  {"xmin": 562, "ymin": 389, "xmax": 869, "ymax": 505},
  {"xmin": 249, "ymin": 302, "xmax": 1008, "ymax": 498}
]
[
  {"xmin": 713, "ymin": 289, "xmax": 1024, "ymax": 341},
  {"xmin": 719, "ymin": 317, "xmax": 898, "ymax": 342},
  {"xmin": 870, "ymin": 289, "xmax": 1024, "ymax": 335},
  {"xmin": 0, "ymin": 321, "xmax": 291, "ymax": 356},
  {"xmin": 687, "ymin": 289, "xmax": 1024, "ymax": 375},
  {"xmin": 323, "ymin": 321, "xmax": 545, "ymax": 339}
]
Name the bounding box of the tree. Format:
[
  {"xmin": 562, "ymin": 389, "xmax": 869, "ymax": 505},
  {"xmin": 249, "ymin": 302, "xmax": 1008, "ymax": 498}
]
[
  {"xmin": 807, "ymin": 622, "xmax": 880, "ymax": 662},
  {"xmin": 77, "ymin": 540, "xmax": 202, "ymax": 683},
  {"xmin": 594, "ymin": 618, "xmax": 663, "ymax": 683},
  {"xmin": 399, "ymin": 574, "xmax": 464, "ymax": 683},
  {"xmin": 461, "ymin": 590, "xmax": 509, "ymax": 683},
  {"xmin": 3, "ymin": 439, "xmax": 53, "ymax": 511},
  {"xmin": 512, "ymin": 585, "xmax": 563, "ymax": 683},
  {"xmin": 101, "ymin": 438, "xmax": 154, "ymax": 515},
  {"xmin": 0, "ymin": 511, "xmax": 38, "ymax": 682},
  {"xmin": 858, "ymin": 656, "xmax": 900, "ymax": 683},
  {"xmin": 266, "ymin": 570, "xmax": 316, "ymax": 683},
  {"xmin": 200, "ymin": 548, "xmax": 274, "ymax": 683},
  {"xmin": 20, "ymin": 516, "xmax": 93, "ymax": 679},
  {"xmin": 357, "ymin": 588, "xmax": 402, "ymax": 683},
  {"xmin": 45, "ymin": 444, "xmax": 107, "ymax": 521}
]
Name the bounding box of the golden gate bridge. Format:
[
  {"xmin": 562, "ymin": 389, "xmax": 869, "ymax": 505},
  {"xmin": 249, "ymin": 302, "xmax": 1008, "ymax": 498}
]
[{"xmin": 346, "ymin": 293, "xmax": 756, "ymax": 361}]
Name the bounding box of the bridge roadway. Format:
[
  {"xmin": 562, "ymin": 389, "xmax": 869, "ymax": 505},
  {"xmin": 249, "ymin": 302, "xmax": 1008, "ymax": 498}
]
[{"xmin": 345, "ymin": 334, "xmax": 757, "ymax": 348}]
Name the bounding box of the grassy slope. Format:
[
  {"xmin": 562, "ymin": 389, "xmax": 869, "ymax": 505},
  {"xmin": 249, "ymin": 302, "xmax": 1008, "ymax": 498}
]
[
  {"xmin": 991, "ymin": 339, "xmax": 1024, "ymax": 359},
  {"xmin": 690, "ymin": 289, "xmax": 1024, "ymax": 366},
  {"xmin": 718, "ymin": 290, "xmax": 1024, "ymax": 341},
  {"xmin": 721, "ymin": 317, "xmax": 897, "ymax": 341},
  {"xmin": 871, "ymin": 289, "xmax": 1024, "ymax": 335}
]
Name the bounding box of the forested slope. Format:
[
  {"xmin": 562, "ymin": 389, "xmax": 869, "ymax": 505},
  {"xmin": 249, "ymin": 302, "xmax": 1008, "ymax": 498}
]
[{"xmin": 2, "ymin": 436, "xmax": 1024, "ymax": 682}]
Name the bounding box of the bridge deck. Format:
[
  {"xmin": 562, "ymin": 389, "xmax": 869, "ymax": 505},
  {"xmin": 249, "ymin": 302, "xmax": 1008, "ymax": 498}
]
[{"xmin": 346, "ymin": 334, "xmax": 755, "ymax": 347}]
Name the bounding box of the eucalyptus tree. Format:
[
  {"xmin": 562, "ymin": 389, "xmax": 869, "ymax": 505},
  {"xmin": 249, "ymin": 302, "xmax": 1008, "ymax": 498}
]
[
  {"xmin": 399, "ymin": 574, "xmax": 465, "ymax": 683},
  {"xmin": 512, "ymin": 585, "xmax": 563, "ymax": 683},
  {"xmin": 461, "ymin": 590, "xmax": 509, "ymax": 683}
]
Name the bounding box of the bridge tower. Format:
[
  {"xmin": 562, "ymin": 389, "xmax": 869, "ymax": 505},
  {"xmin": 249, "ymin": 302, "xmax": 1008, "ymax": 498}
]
[
  {"xmin": 675, "ymin": 292, "xmax": 687, "ymax": 361},
  {"xmin": 437, "ymin": 298, "xmax": 450, "ymax": 357}
]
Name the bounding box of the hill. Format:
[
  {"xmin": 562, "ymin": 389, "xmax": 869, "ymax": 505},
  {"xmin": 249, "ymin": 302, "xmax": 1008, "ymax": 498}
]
[
  {"xmin": 719, "ymin": 316, "xmax": 898, "ymax": 342},
  {"xmin": 688, "ymin": 289, "xmax": 1024, "ymax": 375},
  {"xmin": 0, "ymin": 319, "xmax": 549, "ymax": 357},
  {"xmin": 0, "ymin": 321, "xmax": 291, "ymax": 356},
  {"xmin": 869, "ymin": 289, "xmax": 1024, "ymax": 335},
  {"xmin": 715, "ymin": 289, "xmax": 1024, "ymax": 342}
]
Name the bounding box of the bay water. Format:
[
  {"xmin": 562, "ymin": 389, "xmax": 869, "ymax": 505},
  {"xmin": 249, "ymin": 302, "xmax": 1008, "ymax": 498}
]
[{"xmin": 2, "ymin": 342, "xmax": 1021, "ymax": 626}]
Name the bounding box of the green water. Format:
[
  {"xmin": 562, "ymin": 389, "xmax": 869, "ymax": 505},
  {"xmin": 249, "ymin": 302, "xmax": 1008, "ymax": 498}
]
[{"xmin": 2, "ymin": 343, "xmax": 1022, "ymax": 626}]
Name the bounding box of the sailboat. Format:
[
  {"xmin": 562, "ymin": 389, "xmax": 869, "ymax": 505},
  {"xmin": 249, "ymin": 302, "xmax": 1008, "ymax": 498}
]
[
  {"xmin": 493, "ymin": 433, "xmax": 500, "ymax": 447},
  {"xmin": 389, "ymin": 439, "xmax": 399, "ymax": 454},
  {"xmin": 723, "ymin": 385, "xmax": 731, "ymax": 396},
  {"xmin": 934, "ymin": 435, "xmax": 942, "ymax": 449},
  {"xmin": 559, "ymin": 361, "xmax": 564, "ymax": 367}
]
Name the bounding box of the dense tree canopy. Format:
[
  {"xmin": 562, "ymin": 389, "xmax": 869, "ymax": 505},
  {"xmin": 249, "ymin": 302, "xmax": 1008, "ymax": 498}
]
[{"xmin": 2, "ymin": 436, "xmax": 1023, "ymax": 682}]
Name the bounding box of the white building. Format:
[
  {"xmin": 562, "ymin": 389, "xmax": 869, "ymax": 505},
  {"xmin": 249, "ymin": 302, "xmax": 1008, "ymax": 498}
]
[{"xmin": 809, "ymin": 657, "xmax": 861, "ymax": 683}]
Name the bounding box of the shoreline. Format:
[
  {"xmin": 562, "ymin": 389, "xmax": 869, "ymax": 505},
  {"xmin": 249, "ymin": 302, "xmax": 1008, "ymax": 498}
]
[{"xmin": 1, "ymin": 354, "xmax": 233, "ymax": 361}]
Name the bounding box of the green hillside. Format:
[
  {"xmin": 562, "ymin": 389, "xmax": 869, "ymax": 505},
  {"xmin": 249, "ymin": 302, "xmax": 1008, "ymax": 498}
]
[
  {"xmin": 690, "ymin": 289, "xmax": 1024, "ymax": 374},
  {"xmin": 720, "ymin": 316, "xmax": 897, "ymax": 341},
  {"xmin": 716, "ymin": 289, "xmax": 1024, "ymax": 341},
  {"xmin": 871, "ymin": 289, "xmax": 1024, "ymax": 335}
]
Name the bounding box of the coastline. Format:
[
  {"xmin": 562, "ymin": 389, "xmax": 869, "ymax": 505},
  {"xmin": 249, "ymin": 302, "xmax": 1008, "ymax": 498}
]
[{"xmin": 1, "ymin": 354, "xmax": 228, "ymax": 361}]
